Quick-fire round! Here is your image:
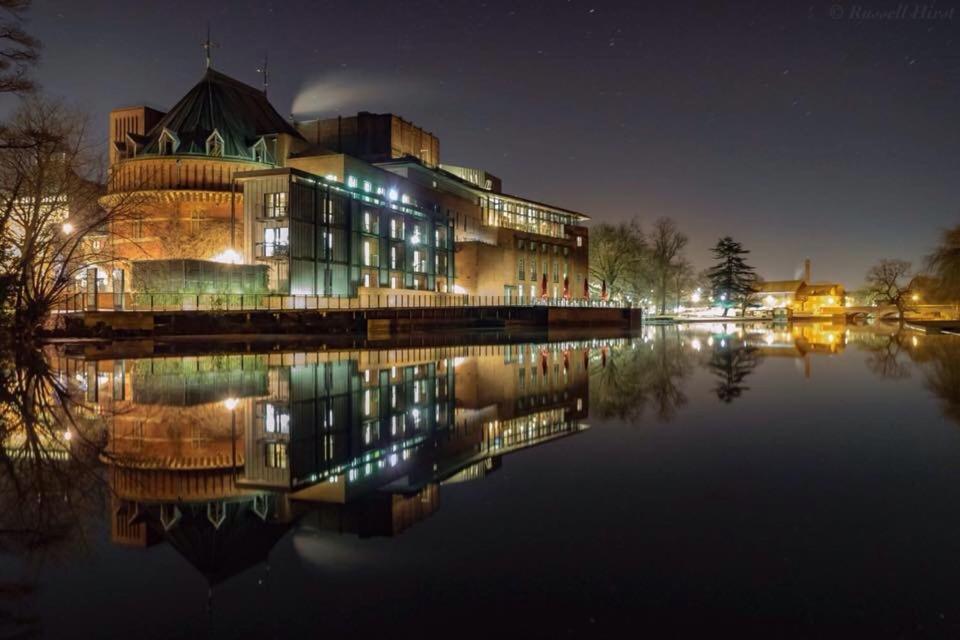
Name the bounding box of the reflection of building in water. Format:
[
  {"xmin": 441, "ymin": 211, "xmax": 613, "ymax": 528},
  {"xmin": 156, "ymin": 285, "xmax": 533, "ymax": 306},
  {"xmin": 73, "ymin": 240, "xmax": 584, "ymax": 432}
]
[
  {"xmin": 53, "ymin": 341, "xmax": 593, "ymax": 579},
  {"xmin": 686, "ymin": 323, "xmax": 847, "ymax": 378}
]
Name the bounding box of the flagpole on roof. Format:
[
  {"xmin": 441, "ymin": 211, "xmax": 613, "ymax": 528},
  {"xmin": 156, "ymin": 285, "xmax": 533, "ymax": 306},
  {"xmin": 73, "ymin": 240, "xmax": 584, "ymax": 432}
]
[{"xmin": 202, "ymin": 24, "xmax": 218, "ymax": 70}]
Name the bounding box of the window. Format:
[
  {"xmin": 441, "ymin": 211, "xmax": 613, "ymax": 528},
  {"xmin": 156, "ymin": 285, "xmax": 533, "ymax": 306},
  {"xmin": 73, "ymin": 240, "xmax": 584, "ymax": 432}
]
[
  {"xmin": 264, "ymin": 192, "xmax": 287, "ymax": 218},
  {"xmin": 390, "ymin": 246, "xmax": 399, "ymax": 269},
  {"xmin": 362, "ymin": 211, "xmax": 378, "ymax": 234},
  {"xmin": 264, "ymin": 404, "xmax": 290, "ymax": 434},
  {"xmin": 553, "ymin": 261, "xmax": 559, "ymax": 283},
  {"xmin": 189, "ymin": 209, "xmax": 203, "ymax": 233},
  {"xmin": 252, "ymin": 137, "xmax": 269, "ymax": 163},
  {"xmin": 347, "ymin": 175, "xmax": 358, "ymax": 188},
  {"xmin": 362, "ymin": 180, "xmax": 372, "ymax": 193},
  {"xmin": 265, "ymin": 442, "xmax": 287, "ymax": 468},
  {"xmin": 363, "ymin": 240, "xmax": 378, "ymax": 267},
  {"xmin": 263, "ymin": 226, "xmax": 289, "ymax": 256},
  {"xmin": 518, "ymin": 258, "xmax": 525, "ymax": 280},
  {"xmin": 133, "ymin": 215, "xmax": 145, "ymax": 239},
  {"xmin": 158, "ymin": 129, "xmax": 177, "ymax": 155},
  {"xmin": 531, "ymin": 259, "xmax": 537, "ymax": 279},
  {"xmin": 576, "ymin": 236, "xmax": 583, "ymax": 247},
  {"xmin": 206, "ymin": 131, "xmax": 223, "ymax": 157},
  {"xmin": 517, "ymin": 238, "xmax": 525, "ymax": 250}
]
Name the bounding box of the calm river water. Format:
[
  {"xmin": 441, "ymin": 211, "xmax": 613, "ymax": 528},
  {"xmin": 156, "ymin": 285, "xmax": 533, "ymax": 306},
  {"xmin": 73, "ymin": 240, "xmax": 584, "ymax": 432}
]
[{"xmin": 3, "ymin": 323, "xmax": 960, "ymax": 638}]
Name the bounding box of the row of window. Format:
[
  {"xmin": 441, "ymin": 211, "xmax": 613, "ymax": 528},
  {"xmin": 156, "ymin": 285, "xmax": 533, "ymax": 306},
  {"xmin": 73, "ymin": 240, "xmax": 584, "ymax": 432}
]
[{"xmin": 518, "ymin": 258, "xmax": 568, "ymax": 282}]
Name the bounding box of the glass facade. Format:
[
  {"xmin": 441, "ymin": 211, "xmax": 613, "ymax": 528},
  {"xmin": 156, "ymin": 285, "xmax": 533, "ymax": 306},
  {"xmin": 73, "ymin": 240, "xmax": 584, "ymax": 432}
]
[{"xmin": 245, "ymin": 170, "xmax": 455, "ymax": 296}]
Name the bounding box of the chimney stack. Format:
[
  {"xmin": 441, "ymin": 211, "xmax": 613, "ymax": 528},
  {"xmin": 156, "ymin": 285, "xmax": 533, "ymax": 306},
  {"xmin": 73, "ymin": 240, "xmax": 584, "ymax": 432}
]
[{"xmin": 803, "ymin": 258, "xmax": 811, "ymax": 283}]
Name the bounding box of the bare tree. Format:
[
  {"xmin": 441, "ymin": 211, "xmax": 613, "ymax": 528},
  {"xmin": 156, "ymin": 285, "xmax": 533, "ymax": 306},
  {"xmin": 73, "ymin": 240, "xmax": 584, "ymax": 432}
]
[
  {"xmin": 0, "ymin": 0, "xmax": 39, "ymax": 96},
  {"xmin": 588, "ymin": 219, "xmax": 646, "ymax": 302},
  {"xmin": 863, "ymin": 259, "xmax": 914, "ymax": 326},
  {"xmin": 0, "ymin": 98, "xmax": 151, "ymax": 337},
  {"xmin": 926, "ymin": 225, "xmax": 960, "ymax": 300},
  {"xmin": 649, "ymin": 217, "xmax": 688, "ymax": 315}
]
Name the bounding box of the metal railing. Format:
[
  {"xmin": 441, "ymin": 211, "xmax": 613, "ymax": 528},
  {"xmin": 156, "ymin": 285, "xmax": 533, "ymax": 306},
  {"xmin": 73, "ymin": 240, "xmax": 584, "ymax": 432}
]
[{"xmin": 56, "ymin": 291, "xmax": 633, "ymax": 314}]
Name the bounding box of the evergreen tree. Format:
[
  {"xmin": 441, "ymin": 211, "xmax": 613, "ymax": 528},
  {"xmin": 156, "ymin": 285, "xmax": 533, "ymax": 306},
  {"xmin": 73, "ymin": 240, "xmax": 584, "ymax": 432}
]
[{"xmin": 706, "ymin": 237, "xmax": 757, "ymax": 316}]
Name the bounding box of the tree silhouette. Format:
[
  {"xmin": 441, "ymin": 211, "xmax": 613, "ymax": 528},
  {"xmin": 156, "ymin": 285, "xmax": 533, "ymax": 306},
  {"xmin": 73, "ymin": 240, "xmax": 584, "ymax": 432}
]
[
  {"xmin": 706, "ymin": 237, "xmax": 758, "ymax": 317},
  {"xmin": 708, "ymin": 342, "xmax": 762, "ymax": 403}
]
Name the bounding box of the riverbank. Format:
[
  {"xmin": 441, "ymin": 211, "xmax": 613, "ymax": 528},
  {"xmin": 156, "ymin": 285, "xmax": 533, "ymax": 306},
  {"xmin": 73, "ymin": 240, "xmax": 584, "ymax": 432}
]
[{"xmin": 46, "ymin": 304, "xmax": 643, "ymax": 340}]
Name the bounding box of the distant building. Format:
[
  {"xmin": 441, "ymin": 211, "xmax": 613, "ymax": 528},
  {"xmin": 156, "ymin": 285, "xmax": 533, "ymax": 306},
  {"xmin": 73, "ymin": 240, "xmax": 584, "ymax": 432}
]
[
  {"xmin": 101, "ymin": 67, "xmax": 589, "ymax": 302},
  {"xmin": 756, "ymin": 259, "xmax": 845, "ymax": 315}
]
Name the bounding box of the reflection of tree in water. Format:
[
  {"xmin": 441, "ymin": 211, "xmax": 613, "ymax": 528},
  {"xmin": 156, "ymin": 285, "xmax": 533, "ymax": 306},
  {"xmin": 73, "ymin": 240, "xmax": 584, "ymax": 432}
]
[
  {"xmin": 0, "ymin": 347, "xmax": 106, "ymax": 638},
  {"xmin": 906, "ymin": 336, "xmax": 960, "ymax": 426},
  {"xmin": 590, "ymin": 326, "xmax": 694, "ymax": 422},
  {"xmin": 862, "ymin": 332, "xmax": 912, "ymax": 380},
  {"xmin": 707, "ymin": 341, "xmax": 762, "ymax": 403}
]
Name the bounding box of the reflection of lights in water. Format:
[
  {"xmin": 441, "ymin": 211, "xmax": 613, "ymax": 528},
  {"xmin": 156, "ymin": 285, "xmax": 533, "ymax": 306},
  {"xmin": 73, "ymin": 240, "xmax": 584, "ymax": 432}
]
[
  {"xmin": 912, "ymin": 336, "xmax": 918, "ymax": 347},
  {"xmin": 720, "ymin": 339, "xmax": 727, "ymax": 348},
  {"xmin": 765, "ymin": 334, "xmax": 775, "ymax": 345},
  {"xmin": 691, "ymin": 338, "xmax": 702, "ymax": 352},
  {"xmin": 707, "ymin": 337, "xmax": 714, "ymax": 347}
]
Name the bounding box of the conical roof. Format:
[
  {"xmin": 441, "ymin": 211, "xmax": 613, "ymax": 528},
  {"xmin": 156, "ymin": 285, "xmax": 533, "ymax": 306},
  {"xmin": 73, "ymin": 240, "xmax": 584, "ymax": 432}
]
[{"xmin": 142, "ymin": 68, "xmax": 302, "ymax": 159}]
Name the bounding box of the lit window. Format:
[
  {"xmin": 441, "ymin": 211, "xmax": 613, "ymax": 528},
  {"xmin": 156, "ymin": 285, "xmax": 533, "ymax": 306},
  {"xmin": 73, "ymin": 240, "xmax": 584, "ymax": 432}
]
[
  {"xmin": 264, "ymin": 404, "xmax": 290, "ymax": 434},
  {"xmin": 265, "ymin": 442, "xmax": 287, "ymax": 468},
  {"xmin": 388, "ymin": 188, "xmax": 399, "ymax": 202},
  {"xmin": 362, "ymin": 180, "xmax": 372, "ymax": 193},
  {"xmin": 576, "ymin": 236, "xmax": 583, "ymax": 247},
  {"xmin": 264, "ymin": 192, "xmax": 287, "ymax": 218},
  {"xmin": 263, "ymin": 227, "xmax": 289, "ymax": 256},
  {"xmin": 347, "ymin": 175, "xmax": 358, "ymax": 188}
]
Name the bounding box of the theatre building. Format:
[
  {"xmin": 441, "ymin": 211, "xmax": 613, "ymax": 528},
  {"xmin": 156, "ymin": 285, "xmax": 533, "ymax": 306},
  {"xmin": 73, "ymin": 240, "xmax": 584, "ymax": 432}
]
[{"xmin": 101, "ymin": 66, "xmax": 590, "ymax": 302}]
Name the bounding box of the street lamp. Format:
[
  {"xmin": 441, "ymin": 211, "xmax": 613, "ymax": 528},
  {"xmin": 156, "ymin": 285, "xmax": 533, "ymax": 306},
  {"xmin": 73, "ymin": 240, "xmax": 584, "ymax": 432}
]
[{"xmin": 62, "ymin": 221, "xmax": 74, "ymax": 234}]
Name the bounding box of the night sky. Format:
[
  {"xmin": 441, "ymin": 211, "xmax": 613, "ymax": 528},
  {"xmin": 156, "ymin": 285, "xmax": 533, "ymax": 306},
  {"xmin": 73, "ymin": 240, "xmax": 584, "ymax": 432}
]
[{"xmin": 19, "ymin": 0, "xmax": 960, "ymax": 286}]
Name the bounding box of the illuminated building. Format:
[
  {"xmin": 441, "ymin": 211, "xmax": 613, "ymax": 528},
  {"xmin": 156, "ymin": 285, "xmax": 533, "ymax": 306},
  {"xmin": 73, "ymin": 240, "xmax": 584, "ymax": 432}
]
[
  {"xmin": 102, "ymin": 66, "xmax": 590, "ymax": 301},
  {"xmin": 755, "ymin": 260, "xmax": 846, "ymax": 315}
]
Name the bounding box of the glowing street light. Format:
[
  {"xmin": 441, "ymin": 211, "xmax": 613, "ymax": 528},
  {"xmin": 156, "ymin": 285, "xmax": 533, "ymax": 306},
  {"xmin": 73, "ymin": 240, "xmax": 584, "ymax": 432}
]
[
  {"xmin": 223, "ymin": 397, "xmax": 239, "ymax": 411},
  {"xmin": 212, "ymin": 248, "xmax": 243, "ymax": 264},
  {"xmin": 62, "ymin": 221, "xmax": 75, "ymax": 234}
]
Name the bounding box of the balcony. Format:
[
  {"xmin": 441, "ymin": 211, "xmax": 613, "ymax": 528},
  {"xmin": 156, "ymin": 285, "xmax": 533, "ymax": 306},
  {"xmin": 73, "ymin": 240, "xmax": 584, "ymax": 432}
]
[
  {"xmin": 256, "ymin": 208, "xmax": 288, "ymax": 222},
  {"xmin": 255, "ymin": 242, "xmax": 290, "ymax": 260}
]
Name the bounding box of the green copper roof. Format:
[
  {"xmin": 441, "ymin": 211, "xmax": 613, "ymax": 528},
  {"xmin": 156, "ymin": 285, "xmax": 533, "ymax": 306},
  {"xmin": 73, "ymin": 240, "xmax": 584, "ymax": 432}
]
[{"xmin": 142, "ymin": 68, "xmax": 302, "ymax": 159}]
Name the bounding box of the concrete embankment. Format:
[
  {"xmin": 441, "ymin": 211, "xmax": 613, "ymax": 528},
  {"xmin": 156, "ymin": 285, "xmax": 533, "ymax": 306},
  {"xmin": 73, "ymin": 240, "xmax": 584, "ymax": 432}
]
[{"xmin": 51, "ymin": 305, "xmax": 642, "ymax": 339}]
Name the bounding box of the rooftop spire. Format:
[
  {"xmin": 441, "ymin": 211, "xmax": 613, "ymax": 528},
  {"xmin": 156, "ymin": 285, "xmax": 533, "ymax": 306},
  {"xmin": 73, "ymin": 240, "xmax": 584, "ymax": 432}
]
[{"xmin": 202, "ymin": 24, "xmax": 218, "ymax": 70}]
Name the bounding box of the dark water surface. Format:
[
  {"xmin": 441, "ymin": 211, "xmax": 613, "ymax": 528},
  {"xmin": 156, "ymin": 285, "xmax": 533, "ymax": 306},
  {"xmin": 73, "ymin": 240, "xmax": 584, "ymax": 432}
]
[{"xmin": 3, "ymin": 323, "xmax": 960, "ymax": 638}]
